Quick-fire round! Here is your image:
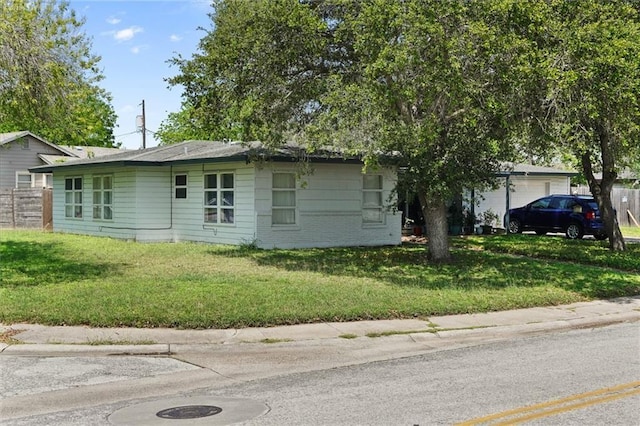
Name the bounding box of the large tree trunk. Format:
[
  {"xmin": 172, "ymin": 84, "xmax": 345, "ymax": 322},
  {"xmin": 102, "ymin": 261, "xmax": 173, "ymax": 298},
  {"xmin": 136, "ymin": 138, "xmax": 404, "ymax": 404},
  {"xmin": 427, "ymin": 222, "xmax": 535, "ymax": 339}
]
[
  {"xmin": 581, "ymin": 141, "xmax": 626, "ymax": 251},
  {"xmin": 418, "ymin": 192, "xmax": 451, "ymax": 262}
]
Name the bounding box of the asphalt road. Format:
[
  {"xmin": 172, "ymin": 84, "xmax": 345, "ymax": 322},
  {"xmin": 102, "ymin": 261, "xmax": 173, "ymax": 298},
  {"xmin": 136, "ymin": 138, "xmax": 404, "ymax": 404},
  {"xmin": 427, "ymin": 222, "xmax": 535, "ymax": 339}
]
[
  {"xmin": 3, "ymin": 323, "xmax": 638, "ymax": 425},
  {"xmin": 210, "ymin": 322, "xmax": 640, "ymax": 425}
]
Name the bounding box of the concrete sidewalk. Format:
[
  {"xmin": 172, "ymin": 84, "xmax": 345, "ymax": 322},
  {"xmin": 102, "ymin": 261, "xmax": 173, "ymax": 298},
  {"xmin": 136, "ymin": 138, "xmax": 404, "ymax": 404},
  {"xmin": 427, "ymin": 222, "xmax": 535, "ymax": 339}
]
[
  {"xmin": 1, "ymin": 297, "xmax": 639, "ymax": 424},
  {"xmin": 2, "ymin": 296, "xmax": 639, "ymax": 356}
]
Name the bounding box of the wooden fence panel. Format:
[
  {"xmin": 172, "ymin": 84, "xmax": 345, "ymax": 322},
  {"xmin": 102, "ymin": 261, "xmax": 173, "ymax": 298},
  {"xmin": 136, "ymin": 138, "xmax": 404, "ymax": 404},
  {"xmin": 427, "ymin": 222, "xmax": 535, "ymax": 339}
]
[
  {"xmin": 575, "ymin": 187, "xmax": 640, "ymax": 226},
  {"xmin": 0, "ymin": 188, "xmax": 49, "ymax": 229},
  {"xmin": 42, "ymin": 188, "xmax": 53, "ymax": 230}
]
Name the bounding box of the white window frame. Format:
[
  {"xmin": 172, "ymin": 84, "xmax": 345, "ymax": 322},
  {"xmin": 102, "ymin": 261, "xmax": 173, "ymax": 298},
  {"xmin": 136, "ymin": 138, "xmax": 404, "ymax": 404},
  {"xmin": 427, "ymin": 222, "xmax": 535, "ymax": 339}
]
[
  {"xmin": 92, "ymin": 175, "xmax": 113, "ymax": 221},
  {"xmin": 272, "ymin": 172, "xmax": 297, "ymax": 225},
  {"xmin": 362, "ymin": 174, "xmax": 384, "ymax": 224},
  {"xmin": 204, "ymin": 172, "xmax": 235, "ymax": 225},
  {"xmin": 174, "ymin": 173, "xmax": 188, "ymax": 199},
  {"xmin": 64, "ymin": 176, "xmax": 83, "ymax": 219},
  {"xmin": 16, "ymin": 172, "xmax": 33, "ymax": 188}
]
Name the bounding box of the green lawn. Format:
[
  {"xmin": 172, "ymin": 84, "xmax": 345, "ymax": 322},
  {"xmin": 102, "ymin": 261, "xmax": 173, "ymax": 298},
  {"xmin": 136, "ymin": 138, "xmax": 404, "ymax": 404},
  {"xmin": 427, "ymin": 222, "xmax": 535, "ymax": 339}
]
[
  {"xmin": 1, "ymin": 230, "xmax": 638, "ymax": 329},
  {"xmin": 621, "ymin": 226, "xmax": 640, "ymax": 238}
]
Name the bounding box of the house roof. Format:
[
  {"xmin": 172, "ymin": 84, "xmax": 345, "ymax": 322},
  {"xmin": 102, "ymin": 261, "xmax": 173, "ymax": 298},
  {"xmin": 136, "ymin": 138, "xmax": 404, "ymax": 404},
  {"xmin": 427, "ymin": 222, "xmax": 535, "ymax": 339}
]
[
  {"xmin": 0, "ymin": 131, "xmax": 76, "ymax": 157},
  {"xmin": 29, "ymin": 140, "xmax": 364, "ymax": 173},
  {"xmin": 38, "ymin": 146, "xmax": 126, "ymax": 165},
  {"xmin": 497, "ymin": 163, "xmax": 578, "ymax": 177}
]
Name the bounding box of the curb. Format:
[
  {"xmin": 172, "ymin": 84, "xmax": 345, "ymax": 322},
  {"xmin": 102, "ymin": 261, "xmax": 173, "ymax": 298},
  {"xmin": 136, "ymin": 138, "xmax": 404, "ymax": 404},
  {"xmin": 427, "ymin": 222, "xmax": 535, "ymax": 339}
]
[{"xmin": 2, "ymin": 312, "xmax": 637, "ymax": 357}]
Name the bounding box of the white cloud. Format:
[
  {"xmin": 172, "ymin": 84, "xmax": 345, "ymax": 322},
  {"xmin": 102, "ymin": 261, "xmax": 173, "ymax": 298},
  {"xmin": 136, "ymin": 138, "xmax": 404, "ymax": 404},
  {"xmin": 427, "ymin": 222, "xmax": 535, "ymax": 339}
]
[
  {"xmin": 106, "ymin": 16, "xmax": 121, "ymax": 25},
  {"xmin": 130, "ymin": 45, "xmax": 148, "ymax": 55},
  {"xmin": 114, "ymin": 26, "xmax": 143, "ymax": 42},
  {"xmin": 169, "ymin": 34, "xmax": 183, "ymax": 42}
]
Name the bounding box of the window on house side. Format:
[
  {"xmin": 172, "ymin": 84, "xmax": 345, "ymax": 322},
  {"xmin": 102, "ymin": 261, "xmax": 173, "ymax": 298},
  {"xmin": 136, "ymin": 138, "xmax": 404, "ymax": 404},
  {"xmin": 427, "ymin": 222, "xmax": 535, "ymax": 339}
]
[
  {"xmin": 16, "ymin": 172, "xmax": 32, "ymax": 189},
  {"xmin": 64, "ymin": 177, "xmax": 83, "ymax": 218},
  {"xmin": 92, "ymin": 175, "xmax": 113, "ymax": 220},
  {"xmin": 272, "ymin": 173, "xmax": 296, "ymax": 225},
  {"xmin": 174, "ymin": 174, "xmax": 187, "ymax": 199},
  {"xmin": 204, "ymin": 172, "xmax": 235, "ymax": 224},
  {"xmin": 363, "ymin": 175, "xmax": 383, "ymax": 223}
]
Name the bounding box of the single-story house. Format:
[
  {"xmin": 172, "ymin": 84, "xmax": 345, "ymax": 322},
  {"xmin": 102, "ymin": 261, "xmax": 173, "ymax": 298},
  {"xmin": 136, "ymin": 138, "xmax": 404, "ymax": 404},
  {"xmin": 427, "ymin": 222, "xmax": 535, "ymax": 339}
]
[
  {"xmin": 30, "ymin": 140, "xmax": 401, "ymax": 249},
  {"xmin": 473, "ymin": 163, "xmax": 578, "ymax": 227},
  {"xmin": 0, "ymin": 131, "xmax": 77, "ymax": 189},
  {"xmin": 0, "ymin": 131, "xmax": 125, "ymax": 189}
]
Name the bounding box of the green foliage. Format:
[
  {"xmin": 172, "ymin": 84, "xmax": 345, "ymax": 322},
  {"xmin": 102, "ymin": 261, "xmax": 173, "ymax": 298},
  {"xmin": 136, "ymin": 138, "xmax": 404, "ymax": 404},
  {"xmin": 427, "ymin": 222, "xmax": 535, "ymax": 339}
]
[
  {"xmin": 521, "ymin": 0, "xmax": 640, "ymax": 250},
  {"xmin": 165, "ymin": 0, "xmax": 550, "ymax": 260},
  {"xmin": 1, "ymin": 231, "xmax": 638, "ymax": 328},
  {"xmin": 0, "ymin": 0, "xmax": 116, "ymax": 146}
]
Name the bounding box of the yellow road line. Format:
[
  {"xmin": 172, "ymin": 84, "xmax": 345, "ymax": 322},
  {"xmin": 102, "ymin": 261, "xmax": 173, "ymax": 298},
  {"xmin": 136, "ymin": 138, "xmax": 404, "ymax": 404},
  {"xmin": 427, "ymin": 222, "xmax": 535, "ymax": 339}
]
[{"xmin": 457, "ymin": 381, "xmax": 640, "ymax": 426}]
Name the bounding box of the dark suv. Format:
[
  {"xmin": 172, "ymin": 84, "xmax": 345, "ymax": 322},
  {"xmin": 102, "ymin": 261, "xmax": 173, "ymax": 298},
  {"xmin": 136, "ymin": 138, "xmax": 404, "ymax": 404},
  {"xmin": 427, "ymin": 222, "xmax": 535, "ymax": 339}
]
[{"xmin": 506, "ymin": 195, "xmax": 607, "ymax": 240}]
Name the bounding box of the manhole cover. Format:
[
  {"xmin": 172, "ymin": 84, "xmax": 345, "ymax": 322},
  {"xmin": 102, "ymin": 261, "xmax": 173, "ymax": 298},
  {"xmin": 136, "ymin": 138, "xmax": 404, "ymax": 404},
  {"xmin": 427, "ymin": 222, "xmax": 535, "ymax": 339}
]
[
  {"xmin": 109, "ymin": 396, "xmax": 269, "ymax": 425},
  {"xmin": 157, "ymin": 405, "xmax": 222, "ymax": 419}
]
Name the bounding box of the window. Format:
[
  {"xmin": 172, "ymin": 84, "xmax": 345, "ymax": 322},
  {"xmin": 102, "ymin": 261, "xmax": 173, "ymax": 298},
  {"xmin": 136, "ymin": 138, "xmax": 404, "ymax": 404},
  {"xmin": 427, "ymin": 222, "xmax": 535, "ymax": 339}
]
[
  {"xmin": 362, "ymin": 175, "xmax": 383, "ymax": 223},
  {"xmin": 92, "ymin": 175, "xmax": 113, "ymax": 220},
  {"xmin": 45, "ymin": 174, "xmax": 53, "ymax": 188},
  {"xmin": 65, "ymin": 177, "xmax": 83, "ymax": 218},
  {"xmin": 174, "ymin": 174, "xmax": 187, "ymax": 199},
  {"xmin": 272, "ymin": 173, "xmax": 296, "ymax": 225},
  {"xmin": 530, "ymin": 197, "xmax": 551, "ymax": 210},
  {"xmin": 204, "ymin": 173, "xmax": 234, "ymax": 224},
  {"xmin": 16, "ymin": 172, "xmax": 32, "ymax": 188}
]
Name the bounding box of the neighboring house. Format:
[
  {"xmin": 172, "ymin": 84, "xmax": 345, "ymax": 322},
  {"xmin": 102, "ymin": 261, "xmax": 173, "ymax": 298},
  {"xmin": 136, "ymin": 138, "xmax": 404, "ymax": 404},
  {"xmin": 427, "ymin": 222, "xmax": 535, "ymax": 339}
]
[
  {"xmin": 30, "ymin": 140, "xmax": 401, "ymax": 249},
  {"xmin": 0, "ymin": 131, "xmax": 77, "ymax": 189},
  {"xmin": 472, "ymin": 164, "xmax": 578, "ymax": 227}
]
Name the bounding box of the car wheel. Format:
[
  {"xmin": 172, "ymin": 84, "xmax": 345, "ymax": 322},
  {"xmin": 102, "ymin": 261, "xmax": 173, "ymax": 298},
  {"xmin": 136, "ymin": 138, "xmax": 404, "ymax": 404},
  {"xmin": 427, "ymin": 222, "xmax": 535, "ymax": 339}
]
[
  {"xmin": 565, "ymin": 223, "xmax": 584, "ymax": 240},
  {"xmin": 508, "ymin": 219, "xmax": 522, "ymax": 234},
  {"xmin": 594, "ymin": 233, "xmax": 608, "ymax": 241},
  {"xmin": 535, "ymin": 230, "xmax": 547, "ymax": 236}
]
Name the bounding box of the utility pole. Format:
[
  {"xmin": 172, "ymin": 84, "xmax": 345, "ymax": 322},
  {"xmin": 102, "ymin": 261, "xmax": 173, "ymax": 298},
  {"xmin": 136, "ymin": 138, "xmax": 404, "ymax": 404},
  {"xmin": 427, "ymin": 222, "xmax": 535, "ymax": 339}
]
[{"xmin": 141, "ymin": 99, "xmax": 146, "ymax": 149}]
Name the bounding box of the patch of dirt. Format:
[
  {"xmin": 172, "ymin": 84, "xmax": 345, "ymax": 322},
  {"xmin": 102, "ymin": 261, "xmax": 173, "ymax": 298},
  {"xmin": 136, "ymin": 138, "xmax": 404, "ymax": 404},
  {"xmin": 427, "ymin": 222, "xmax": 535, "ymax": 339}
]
[{"xmin": 0, "ymin": 328, "xmax": 24, "ymax": 344}]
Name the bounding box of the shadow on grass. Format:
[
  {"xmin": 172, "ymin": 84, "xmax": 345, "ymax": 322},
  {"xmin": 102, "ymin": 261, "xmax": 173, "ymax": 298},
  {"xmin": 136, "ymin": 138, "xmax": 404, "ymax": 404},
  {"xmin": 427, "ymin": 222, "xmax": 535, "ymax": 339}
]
[
  {"xmin": 218, "ymin": 244, "xmax": 640, "ymax": 299},
  {"xmin": 0, "ymin": 240, "xmax": 121, "ymax": 287}
]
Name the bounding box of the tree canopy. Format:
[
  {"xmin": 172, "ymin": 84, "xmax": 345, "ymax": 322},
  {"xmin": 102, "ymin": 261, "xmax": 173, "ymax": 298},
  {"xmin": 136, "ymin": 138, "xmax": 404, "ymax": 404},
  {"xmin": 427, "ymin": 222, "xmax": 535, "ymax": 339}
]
[
  {"xmin": 0, "ymin": 0, "xmax": 116, "ymax": 147},
  {"xmin": 526, "ymin": 0, "xmax": 640, "ymax": 250},
  {"xmin": 165, "ymin": 0, "xmax": 639, "ymax": 257}
]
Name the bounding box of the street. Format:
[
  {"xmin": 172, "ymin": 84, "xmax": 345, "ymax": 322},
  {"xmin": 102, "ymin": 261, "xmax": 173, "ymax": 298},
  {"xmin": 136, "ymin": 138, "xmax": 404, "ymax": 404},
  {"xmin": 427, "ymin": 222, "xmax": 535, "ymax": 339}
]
[{"xmin": 2, "ymin": 322, "xmax": 638, "ymax": 425}]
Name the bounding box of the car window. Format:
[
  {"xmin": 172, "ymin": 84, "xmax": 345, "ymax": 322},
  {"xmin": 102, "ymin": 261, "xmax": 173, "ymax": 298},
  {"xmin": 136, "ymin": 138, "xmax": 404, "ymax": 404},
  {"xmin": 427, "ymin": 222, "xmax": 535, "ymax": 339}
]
[
  {"xmin": 549, "ymin": 198, "xmax": 564, "ymax": 209},
  {"xmin": 587, "ymin": 201, "xmax": 599, "ymax": 211},
  {"xmin": 565, "ymin": 199, "xmax": 582, "ymax": 212},
  {"xmin": 530, "ymin": 197, "xmax": 551, "ymax": 209}
]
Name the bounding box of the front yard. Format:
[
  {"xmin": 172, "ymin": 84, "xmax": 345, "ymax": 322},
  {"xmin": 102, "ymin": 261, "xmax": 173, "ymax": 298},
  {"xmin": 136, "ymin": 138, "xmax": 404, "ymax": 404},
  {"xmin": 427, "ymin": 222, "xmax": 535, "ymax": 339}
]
[{"xmin": 1, "ymin": 230, "xmax": 638, "ymax": 329}]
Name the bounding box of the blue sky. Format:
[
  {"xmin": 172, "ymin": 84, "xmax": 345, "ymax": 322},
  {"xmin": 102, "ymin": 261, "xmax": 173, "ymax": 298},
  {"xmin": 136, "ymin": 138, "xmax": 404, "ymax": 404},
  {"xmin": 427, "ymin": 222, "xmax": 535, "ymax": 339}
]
[{"xmin": 69, "ymin": 1, "xmax": 212, "ymax": 149}]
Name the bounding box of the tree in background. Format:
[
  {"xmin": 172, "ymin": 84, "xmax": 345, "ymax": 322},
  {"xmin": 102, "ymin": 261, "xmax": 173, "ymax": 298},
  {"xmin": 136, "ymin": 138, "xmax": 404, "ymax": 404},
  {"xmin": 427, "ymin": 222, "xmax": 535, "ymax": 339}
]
[
  {"xmin": 529, "ymin": 0, "xmax": 640, "ymax": 251},
  {"xmin": 167, "ymin": 0, "xmax": 540, "ymax": 261},
  {"xmin": 0, "ymin": 0, "xmax": 116, "ymax": 147}
]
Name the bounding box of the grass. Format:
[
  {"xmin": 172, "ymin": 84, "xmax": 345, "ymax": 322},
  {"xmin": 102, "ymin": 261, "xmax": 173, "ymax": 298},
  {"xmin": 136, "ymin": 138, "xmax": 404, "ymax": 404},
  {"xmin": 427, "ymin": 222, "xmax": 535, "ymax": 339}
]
[
  {"xmin": 0, "ymin": 230, "xmax": 638, "ymax": 329},
  {"xmin": 621, "ymin": 226, "xmax": 640, "ymax": 238}
]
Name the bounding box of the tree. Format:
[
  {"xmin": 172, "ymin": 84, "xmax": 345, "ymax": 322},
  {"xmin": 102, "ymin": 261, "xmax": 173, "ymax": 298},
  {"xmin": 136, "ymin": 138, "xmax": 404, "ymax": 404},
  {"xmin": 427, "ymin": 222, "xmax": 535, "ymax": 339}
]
[
  {"xmin": 531, "ymin": 0, "xmax": 640, "ymax": 251},
  {"xmin": 167, "ymin": 0, "xmax": 543, "ymax": 261},
  {"xmin": 0, "ymin": 0, "xmax": 116, "ymax": 146}
]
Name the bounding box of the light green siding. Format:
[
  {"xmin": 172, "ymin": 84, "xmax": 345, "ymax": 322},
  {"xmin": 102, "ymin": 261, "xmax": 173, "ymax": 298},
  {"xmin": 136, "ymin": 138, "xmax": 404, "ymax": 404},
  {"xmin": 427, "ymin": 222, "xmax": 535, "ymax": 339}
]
[{"xmin": 51, "ymin": 161, "xmax": 400, "ymax": 248}]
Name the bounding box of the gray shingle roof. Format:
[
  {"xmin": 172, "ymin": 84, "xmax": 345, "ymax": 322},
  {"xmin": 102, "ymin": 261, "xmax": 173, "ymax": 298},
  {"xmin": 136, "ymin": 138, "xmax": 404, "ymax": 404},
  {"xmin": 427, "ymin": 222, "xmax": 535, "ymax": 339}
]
[{"xmin": 29, "ymin": 140, "xmax": 363, "ymax": 173}]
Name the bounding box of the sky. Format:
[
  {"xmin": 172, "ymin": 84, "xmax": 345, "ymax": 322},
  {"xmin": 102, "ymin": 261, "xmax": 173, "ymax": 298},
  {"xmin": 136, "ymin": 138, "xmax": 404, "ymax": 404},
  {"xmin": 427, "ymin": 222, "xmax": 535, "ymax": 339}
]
[{"xmin": 69, "ymin": 0, "xmax": 213, "ymax": 149}]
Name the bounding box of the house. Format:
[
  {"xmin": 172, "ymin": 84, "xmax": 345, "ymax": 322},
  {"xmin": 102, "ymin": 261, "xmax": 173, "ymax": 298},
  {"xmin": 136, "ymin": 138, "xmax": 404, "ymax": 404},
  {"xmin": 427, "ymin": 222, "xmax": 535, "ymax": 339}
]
[
  {"xmin": 1, "ymin": 131, "xmax": 126, "ymax": 229},
  {"xmin": 30, "ymin": 140, "xmax": 402, "ymax": 249},
  {"xmin": 473, "ymin": 163, "xmax": 578, "ymax": 227},
  {"xmin": 0, "ymin": 131, "xmax": 77, "ymax": 189},
  {"xmin": 0, "ymin": 131, "xmax": 124, "ymax": 189}
]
